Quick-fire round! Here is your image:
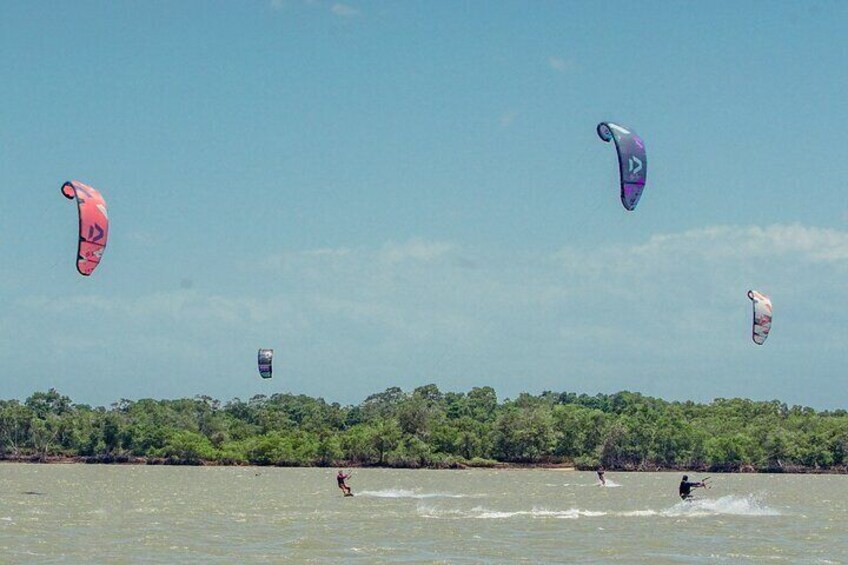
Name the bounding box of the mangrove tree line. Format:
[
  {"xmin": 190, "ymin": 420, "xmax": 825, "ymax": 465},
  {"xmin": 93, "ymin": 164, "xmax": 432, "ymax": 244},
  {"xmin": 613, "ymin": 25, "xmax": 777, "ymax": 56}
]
[{"xmin": 0, "ymin": 387, "xmax": 846, "ymax": 472}]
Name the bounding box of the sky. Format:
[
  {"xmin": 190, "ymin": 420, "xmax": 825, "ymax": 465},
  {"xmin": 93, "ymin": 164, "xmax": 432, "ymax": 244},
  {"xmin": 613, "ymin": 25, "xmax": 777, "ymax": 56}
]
[{"xmin": 1, "ymin": 1, "xmax": 847, "ymax": 409}]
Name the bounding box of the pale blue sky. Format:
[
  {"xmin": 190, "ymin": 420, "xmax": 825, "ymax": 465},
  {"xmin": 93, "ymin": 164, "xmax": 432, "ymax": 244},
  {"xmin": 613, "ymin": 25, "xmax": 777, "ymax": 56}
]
[{"xmin": 1, "ymin": 1, "xmax": 846, "ymax": 408}]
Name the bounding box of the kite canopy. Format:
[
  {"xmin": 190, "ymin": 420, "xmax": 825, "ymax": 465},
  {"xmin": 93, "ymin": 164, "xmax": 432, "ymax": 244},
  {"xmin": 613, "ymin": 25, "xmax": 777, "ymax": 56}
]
[
  {"xmin": 597, "ymin": 122, "xmax": 647, "ymax": 211},
  {"xmin": 747, "ymin": 290, "xmax": 773, "ymax": 345},
  {"xmin": 258, "ymin": 349, "xmax": 273, "ymax": 379},
  {"xmin": 61, "ymin": 180, "xmax": 109, "ymax": 276}
]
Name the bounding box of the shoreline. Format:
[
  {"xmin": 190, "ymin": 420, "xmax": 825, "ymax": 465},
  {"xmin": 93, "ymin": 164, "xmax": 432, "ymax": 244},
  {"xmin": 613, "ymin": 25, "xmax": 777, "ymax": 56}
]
[{"xmin": 1, "ymin": 456, "xmax": 844, "ymax": 474}]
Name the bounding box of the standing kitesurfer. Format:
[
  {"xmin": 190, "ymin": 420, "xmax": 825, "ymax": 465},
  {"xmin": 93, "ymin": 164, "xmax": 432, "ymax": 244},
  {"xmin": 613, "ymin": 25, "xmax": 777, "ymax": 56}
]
[
  {"xmin": 678, "ymin": 475, "xmax": 706, "ymax": 500},
  {"xmin": 337, "ymin": 469, "xmax": 352, "ymax": 496},
  {"xmin": 597, "ymin": 465, "xmax": 606, "ymax": 486}
]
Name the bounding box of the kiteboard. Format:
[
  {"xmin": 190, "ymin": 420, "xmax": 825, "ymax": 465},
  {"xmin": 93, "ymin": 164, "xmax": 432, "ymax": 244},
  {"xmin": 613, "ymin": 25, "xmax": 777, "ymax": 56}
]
[{"xmin": 344, "ymin": 493, "xmax": 354, "ymax": 497}]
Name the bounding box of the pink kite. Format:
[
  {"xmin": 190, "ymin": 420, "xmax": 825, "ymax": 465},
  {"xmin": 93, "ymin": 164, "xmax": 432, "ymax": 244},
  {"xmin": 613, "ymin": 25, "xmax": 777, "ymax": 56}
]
[{"xmin": 61, "ymin": 180, "xmax": 109, "ymax": 276}]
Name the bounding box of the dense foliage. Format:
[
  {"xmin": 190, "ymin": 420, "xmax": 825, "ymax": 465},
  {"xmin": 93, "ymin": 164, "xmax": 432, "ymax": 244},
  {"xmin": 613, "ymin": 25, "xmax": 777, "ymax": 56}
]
[{"xmin": 1, "ymin": 387, "xmax": 846, "ymax": 472}]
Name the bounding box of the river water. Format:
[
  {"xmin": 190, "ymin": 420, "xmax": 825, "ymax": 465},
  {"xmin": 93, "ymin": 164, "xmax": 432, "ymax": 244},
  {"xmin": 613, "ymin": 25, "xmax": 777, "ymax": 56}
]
[{"xmin": 0, "ymin": 464, "xmax": 845, "ymax": 563}]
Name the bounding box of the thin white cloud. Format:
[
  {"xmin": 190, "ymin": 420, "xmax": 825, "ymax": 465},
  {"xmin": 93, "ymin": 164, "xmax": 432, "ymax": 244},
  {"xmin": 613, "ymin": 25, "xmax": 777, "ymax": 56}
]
[
  {"xmin": 379, "ymin": 238, "xmax": 454, "ymax": 263},
  {"xmin": 125, "ymin": 230, "xmax": 164, "ymax": 246},
  {"xmin": 20, "ymin": 291, "xmax": 283, "ymax": 326},
  {"xmin": 331, "ymin": 3, "xmax": 359, "ymax": 17},
  {"xmin": 548, "ymin": 56, "xmax": 574, "ymax": 73},
  {"xmin": 22, "ymin": 226, "xmax": 848, "ymax": 337},
  {"xmin": 303, "ymin": 247, "xmax": 353, "ymax": 258},
  {"xmin": 257, "ymin": 239, "xmax": 454, "ymax": 273},
  {"xmin": 623, "ymin": 224, "xmax": 848, "ymax": 264},
  {"xmin": 499, "ymin": 111, "xmax": 519, "ymax": 128}
]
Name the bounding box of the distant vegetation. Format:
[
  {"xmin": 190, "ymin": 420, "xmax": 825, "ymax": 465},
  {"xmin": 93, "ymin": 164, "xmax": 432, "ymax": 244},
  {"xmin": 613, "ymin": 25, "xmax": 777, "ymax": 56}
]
[{"xmin": 1, "ymin": 387, "xmax": 846, "ymax": 472}]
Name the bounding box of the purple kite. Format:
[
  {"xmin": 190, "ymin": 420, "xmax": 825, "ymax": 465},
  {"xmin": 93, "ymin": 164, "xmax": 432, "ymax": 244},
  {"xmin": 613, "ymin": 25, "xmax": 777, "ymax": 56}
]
[
  {"xmin": 61, "ymin": 180, "xmax": 109, "ymax": 276},
  {"xmin": 597, "ymin": 122, "xmax": 647, "ymax": 211}
]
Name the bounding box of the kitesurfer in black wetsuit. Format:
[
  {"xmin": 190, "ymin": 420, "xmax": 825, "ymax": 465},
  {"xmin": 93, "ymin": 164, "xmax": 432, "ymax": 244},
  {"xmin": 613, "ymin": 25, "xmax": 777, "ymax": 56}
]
[
  {"xmin": 337, "ymin": 470, "xmax": 352, "ymax": 495},
  {"xmin": 678, "ymin": 475, "xmax": 705, "ymax": 500},
  {"xmin": 597, "ymin": 465, "xmax": 606, "ymax": 486}
]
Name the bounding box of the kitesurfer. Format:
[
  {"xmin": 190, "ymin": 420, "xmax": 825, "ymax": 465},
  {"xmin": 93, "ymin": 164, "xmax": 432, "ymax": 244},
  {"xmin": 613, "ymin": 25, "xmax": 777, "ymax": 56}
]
[
  {"xmin": 678, "ymin": 475, "xmax": 706, "ymax": 500},
  {"xmin": 597, "ymin": 465, "xmax": 606, "ymax": 486},
  {"xmin": 337, "ymin": 470, "xmax": 352, "ymax": 496}
]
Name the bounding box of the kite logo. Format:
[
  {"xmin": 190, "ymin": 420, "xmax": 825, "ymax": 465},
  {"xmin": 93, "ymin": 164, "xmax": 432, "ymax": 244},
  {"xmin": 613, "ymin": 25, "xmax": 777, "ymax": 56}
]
[
  {"xmin": 88, "ymin": 223, "xmax": 105, "ymax": 243},
  {"xmin": 628, "ymin": 156, "xmax": 643, "ymax": 175}
]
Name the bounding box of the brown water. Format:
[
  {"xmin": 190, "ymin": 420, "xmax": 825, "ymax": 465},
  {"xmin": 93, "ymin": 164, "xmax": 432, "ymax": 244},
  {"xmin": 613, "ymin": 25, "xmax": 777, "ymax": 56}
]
[{"xmin": 0, "ymin": 464, "xmax": 845, "ymax": 563}]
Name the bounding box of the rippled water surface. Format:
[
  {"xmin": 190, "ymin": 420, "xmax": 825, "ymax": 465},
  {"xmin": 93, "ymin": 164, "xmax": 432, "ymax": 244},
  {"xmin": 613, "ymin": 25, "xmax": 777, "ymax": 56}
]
[{"xmin": 0, "ymin": 464, "xmax": 845, "ymax": 563}]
